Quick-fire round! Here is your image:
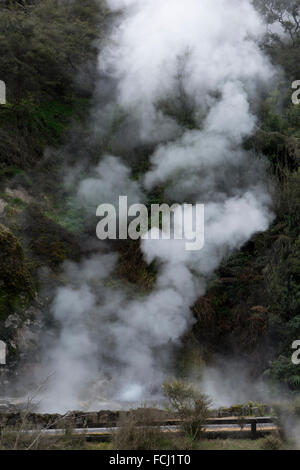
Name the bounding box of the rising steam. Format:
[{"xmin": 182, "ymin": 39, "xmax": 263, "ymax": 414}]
[{"xmin": 33, "ymin": 0, "xmax": 276, "ymax": 412}]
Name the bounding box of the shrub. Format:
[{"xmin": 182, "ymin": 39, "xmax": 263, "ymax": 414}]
[
  {"xmin": 162, "ymin": 380, "xmax": 212, "ymax": 441},
  {"xmin": 261, "ymin": 434, "xmax": 282, "ymax": 450},
  {"xmin": 112, "ymin": 409, "xmax": 169, "ymax": 451}
]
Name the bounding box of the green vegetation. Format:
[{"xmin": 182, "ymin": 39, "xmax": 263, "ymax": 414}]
[
  {"xmin": 0, "ymin": 0, "xmax": 104, "ymax": 101},
  {"xmin": 181, "ymin": 0, "xmax": 300, "ymax": 396},
  {"xmin": 0, "ymin": 424, "xmax": 89, "ymax": 450},
  {"xmin": 112, "ymin": 412, "xmax": 170, "ymax": 451},
  {"xmin": 88, "ymin": 438, "xmax": 294, "ymax": 451},
  {"xmin": 0, "ymin": 0, "xmax": 107, "ymax": 368},
  {"xmin": 0, "ymin": 1, "xmax": 299, "ymax": 451},
  {"xmin": 0, "ymin": 223, "xmax": 34, "ymax": 322},
  {"xmin": 0, "ymin": 0, "xmax": 105, "ymax": 169},
  {"xmin": 24, "ymin": 206, "xmax": 80, "ymax": 268},
  {"xmin": 163, "ymin": 380, "xmax": 212, "ymax": 441},
  {"xmin": 0, "ymin": 428, "xmax": 290, "ymax": 451}
]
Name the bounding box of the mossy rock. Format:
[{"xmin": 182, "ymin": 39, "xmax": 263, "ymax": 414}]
[{"xmin": 0, "ymin": 223, "xmax": 35, "ymax": 321}]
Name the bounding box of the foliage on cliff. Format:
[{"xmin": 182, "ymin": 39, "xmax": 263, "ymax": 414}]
[
  {"xmin": 188, "ymin": 0, "xmax": 300, "ymax": 393},
  {"xmin": 0, "ymin": 0, "xmax": 299, "ymax": 396},
  {"xmin": 0, "ymin": 223, "xmax": 34, "ymax": 322},
  {"xmin": 0, "ymin": 0, "xmax": 105, "ymax": 169}
]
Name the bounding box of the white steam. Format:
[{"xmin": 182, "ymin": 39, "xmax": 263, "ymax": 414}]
[
  {"xmin": 78, "ymin": 155, "xmax": 144, "ymax": 209},
  {"xmin": 35, "ymin": 0, "xmax": 276, "ymax": 412}
]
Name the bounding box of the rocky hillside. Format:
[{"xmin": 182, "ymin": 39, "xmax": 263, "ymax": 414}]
[{"xmin": 0, "ymin": 0, "xmax": 299, "ymax": 398}]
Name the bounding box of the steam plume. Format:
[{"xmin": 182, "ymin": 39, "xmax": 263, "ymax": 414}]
[{"xmin": 34, "ymin": 0, "xmax": 276, "ymax": 412}]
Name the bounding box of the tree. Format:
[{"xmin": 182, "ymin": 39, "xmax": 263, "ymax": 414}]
[{"xmin": 254, "ymin": 0, "xmax": 300, "ymax": 47}]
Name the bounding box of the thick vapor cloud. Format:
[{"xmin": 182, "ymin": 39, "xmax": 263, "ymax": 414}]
[{"xmin": 35, "ymin": 0, "xmax": 276, "ymax": 412}]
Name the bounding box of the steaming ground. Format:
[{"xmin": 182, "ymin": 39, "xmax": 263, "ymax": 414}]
[{"xmin": 16, "ymin": 0, "xmax": 278, "ymax": 412}]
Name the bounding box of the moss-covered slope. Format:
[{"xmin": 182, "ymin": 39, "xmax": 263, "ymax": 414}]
[{"xmin": 0, "ymin": 223, "xmax": 35, "ymax": 322}]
